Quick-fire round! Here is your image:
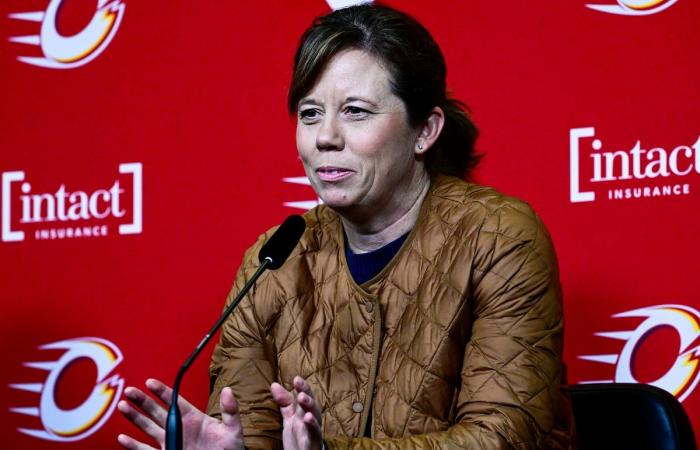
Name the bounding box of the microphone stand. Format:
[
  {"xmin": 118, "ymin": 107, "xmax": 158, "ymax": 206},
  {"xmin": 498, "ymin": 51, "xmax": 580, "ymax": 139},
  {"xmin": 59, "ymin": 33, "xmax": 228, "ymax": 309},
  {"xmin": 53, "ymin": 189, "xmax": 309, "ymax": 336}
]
[{"xmin": 165, "ymin": 257, "xmax": 271, "ymax": 450}]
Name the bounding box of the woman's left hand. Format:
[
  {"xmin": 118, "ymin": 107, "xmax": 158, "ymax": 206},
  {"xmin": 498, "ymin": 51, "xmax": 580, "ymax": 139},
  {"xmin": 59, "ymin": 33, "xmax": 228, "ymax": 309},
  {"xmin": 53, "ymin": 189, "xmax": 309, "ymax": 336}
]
[{"xmin": 271, "ymin": 376, "xmax": 324, "ymax": 450}]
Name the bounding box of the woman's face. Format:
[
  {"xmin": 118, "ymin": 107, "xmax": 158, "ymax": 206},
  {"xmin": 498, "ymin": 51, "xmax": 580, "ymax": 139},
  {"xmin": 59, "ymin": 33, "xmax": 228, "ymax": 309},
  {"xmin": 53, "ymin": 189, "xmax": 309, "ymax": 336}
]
[{"xmin": 295, "ymin": 49, "xmax": 424, "ymax": 217}]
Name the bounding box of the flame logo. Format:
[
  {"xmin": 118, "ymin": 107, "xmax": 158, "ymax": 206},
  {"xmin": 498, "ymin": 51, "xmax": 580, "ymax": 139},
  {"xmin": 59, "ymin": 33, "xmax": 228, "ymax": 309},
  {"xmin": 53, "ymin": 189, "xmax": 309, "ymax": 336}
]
[
  {"xmin": 283, "ymin": 176, "xmax": 323, "ymax": 211},
  {"xmin": 579, "ymin": 304, "xmax": 700, "ymax": 402},
  {"xmin": 325, "ymin": 0, "xmax": 373, "ymax": 10},
  {"xmin": 8, "ymin": 0, "xmax": 126, "ymax": 69},
  {"xmin": 9, "ymin": 337, "xmax": 124, "ymax": 442},
  {"xmin": 586, "ymin": 0, "xmax": 678, "ymax": 15}
]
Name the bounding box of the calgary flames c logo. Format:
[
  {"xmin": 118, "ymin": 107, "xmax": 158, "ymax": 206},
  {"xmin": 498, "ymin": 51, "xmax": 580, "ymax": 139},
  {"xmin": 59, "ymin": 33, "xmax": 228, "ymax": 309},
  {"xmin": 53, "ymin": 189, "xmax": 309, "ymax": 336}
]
[
  {"xmin": 580, "ymin": 304, "xmax": 700, "ymax": 402},
  {"xmin": 9, "ymin": 337, "xmax": 124, "ymax": 442},
  {"xmin": 586, "ymin": 0, "xmax": 678, "ymax": 15},
  {"xmin": 8, "ymin": 0, "xmax": 125, "ymax": 69}
]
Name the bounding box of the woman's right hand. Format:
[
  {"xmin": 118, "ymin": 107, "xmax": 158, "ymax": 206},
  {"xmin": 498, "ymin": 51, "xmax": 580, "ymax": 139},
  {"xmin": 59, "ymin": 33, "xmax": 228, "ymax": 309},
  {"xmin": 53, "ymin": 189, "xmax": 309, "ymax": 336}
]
[{"xmin": 117, "ymin": 378, "xmax": 245, "ymax": 450}]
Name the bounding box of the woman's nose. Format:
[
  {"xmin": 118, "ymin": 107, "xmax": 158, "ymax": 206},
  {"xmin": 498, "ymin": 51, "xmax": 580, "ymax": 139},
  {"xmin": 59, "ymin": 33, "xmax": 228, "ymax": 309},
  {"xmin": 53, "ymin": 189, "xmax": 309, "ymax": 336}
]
[{"xmin": 315, "ymin": 116, "xmax": 343, "ymax": 151}]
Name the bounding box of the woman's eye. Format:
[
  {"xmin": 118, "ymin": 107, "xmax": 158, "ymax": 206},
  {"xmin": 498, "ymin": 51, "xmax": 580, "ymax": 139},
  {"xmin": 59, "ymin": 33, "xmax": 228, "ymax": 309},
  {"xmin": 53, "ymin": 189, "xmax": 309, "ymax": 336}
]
[
  {"xmin": 344, "ymin": 106, "xmax": 369, "ymax": 118},
  {"xmin": 299, "ymin": 109, "xmax": 320, "ymax": 121}
]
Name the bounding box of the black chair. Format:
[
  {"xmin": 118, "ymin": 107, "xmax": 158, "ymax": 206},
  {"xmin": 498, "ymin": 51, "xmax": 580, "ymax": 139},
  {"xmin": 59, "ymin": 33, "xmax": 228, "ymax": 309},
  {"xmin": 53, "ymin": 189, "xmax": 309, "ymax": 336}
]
[{"xmin": 567, "ymin": 383, "xmax": 697, "ymax": 450}]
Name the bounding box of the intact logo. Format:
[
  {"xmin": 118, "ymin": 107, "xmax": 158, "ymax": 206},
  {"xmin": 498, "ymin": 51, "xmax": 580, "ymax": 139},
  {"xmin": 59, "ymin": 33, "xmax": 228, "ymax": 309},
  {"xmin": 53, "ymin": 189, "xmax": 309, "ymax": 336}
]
[
  {"xmin": 579, "ymin": 304, "xmax": 700, "ymax": 402},
  {"xmin": 569, "ymin": 127, "xmax": 699, "ymax": 203},
  {"xmin": 586, "ymin": 0, "xmax": 678, "ymax": 15},
  {"xmin": 283, "ymin": 176, "xmax": 322, "ymax": 211},
  {"xmin": 1, "ymin": 162, "xmax": 142, "ymax": 243},
  {"xmin": 9, "ymin": 337, "xmax": 124, "ymax": 442},
  {"xmin": 8, "ymin": 0, "xmax": 125, "ymax": 69}
]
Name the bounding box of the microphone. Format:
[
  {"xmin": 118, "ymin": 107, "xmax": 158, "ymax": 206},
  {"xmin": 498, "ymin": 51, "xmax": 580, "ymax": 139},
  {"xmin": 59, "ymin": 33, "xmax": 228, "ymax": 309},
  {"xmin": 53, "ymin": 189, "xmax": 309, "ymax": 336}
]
[
  {"xmin": 166, "ymin": 215, "xmax": 306, "ymax": 450},
  {"xmin": 259, "ymin": 215, "xmax": 307, "ymax": 269}
]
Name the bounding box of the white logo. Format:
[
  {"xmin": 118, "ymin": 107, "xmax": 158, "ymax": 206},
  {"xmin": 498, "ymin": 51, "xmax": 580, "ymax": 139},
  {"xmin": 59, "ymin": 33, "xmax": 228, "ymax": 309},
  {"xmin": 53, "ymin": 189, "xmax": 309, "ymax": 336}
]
[
  {"xmin": 326, "ymin": 0, "xmax": 373, "ymax": 11},
  {"xmin": 579, "ymin": 304, "xmax": 700, "ymax": 402},
  {"xmin": 586, "ymin": 0, "xmax": 678, "ymax": 16},
  {"xmin": 8, "ymin": 0, "xmax": 125, "ymax": 69},
  {"xmin": 1, "ymin": 162, "xmax": 142, "ymax": 242},
  {"xmin": 9, "ymin": 337, "xmax": 125, "ymax": 442},
  {"xmin": 283, "ymin": 176, "xmax": 322, "ymax": 211},
  {"xmin": 569, "ymin": 127, "xmax": 699, "ymax": 203}
]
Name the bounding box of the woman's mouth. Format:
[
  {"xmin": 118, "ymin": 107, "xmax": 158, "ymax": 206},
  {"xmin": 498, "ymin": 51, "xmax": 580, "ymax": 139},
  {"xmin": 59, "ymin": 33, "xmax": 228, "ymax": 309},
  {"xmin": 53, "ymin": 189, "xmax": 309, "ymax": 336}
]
[{"xmin": 316, "ymin": 166, "xmax": 354, "ymax": 182}]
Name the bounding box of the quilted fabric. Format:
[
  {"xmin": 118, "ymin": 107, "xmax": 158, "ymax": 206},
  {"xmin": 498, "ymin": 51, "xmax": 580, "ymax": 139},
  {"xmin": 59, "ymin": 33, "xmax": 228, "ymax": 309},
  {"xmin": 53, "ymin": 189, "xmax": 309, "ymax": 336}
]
[{"xmin": 207, "ymin": 175, "xmax": 573, "ymax": 449}]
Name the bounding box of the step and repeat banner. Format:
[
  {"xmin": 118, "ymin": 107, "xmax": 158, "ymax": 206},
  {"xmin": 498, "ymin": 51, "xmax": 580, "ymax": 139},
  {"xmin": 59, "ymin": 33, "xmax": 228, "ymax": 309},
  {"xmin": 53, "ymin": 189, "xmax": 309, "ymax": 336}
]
[{"xmin": 1, "ymin": 0, "xmax": 698, "ymax": 448}]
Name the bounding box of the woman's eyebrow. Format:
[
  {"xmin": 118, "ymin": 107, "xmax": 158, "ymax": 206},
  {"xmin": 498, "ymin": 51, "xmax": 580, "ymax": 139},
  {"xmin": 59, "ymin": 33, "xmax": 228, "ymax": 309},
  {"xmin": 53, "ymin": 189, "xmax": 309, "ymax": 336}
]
[
  {"xmin": 346, "ymin": 96, "xmax": 379, "ymax": 107},
  {"xmin": 298, "ymin": 98, "xmax": 321, "ymax": 107}
]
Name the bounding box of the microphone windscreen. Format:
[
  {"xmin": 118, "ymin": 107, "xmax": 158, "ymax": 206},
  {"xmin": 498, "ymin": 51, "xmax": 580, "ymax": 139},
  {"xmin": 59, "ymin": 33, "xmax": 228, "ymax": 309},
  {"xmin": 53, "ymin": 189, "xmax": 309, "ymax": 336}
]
[{"xmin": 258, "ymin": 215, "xmax": 306, "ymax": 270}]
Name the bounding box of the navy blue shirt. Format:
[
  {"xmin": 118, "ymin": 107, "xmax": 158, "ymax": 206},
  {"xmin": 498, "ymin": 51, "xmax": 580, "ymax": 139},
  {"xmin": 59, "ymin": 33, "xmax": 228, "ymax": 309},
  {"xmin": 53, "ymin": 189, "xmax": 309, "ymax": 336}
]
[{"xmin": 345, "ymin": 232, "xmax": 409, "ymax": 285}]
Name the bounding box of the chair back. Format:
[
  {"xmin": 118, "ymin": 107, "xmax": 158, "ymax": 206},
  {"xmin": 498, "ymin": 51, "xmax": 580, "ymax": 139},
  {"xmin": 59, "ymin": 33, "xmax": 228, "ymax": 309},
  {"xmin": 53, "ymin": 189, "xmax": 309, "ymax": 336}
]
[{"xmin": 568, "ymin": 382, "xmax": 697, "ymax": 450}]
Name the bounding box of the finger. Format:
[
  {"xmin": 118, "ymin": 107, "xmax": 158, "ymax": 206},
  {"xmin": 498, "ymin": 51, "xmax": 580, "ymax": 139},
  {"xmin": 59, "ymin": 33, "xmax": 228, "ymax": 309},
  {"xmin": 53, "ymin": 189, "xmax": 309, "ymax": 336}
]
[
  {"xmin": 293, "ymin": 376, "xmax": 314, "ymax": 398},
  {"xmin": 303, "ymin": 411, "xmax": 324, "ymax": 445},
  {"xmin": 292, "ymin": 376, "xmax": 321, "ymax": 423},
  {"xmin": 270, "ymin": 382, "xmax": 294, "ymax": 407},
  {"xmin": 270, "ymin": 382, "xmax": 297, "ymax": 418},
  {"xmin": 117, "ymin": 432, "xmax": 158, "ymax": 450},
  {"xmin": 145, "ymin": 378, "xmax": 197, "ymax": 414},
  {"xmin": 220, "ymin": 387, "xmax": 242, "ymax": 429},
  {"xmin": 297, "ymin": 392, "xmax": 316, "ymax": 413},
  {"xmin": 123, "ymin": 386, "xmax": 167, "ymax": 427},
  {"xmin": 118, "ymin": 400, "xmax": 165, "ymax": 443}
]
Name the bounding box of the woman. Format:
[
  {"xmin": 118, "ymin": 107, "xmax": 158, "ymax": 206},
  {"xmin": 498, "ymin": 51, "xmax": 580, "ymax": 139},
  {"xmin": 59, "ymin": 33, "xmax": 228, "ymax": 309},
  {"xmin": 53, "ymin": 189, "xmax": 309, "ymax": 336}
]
[{"xmin": 118, "ymin": 4, "xmax": 573, "ymax": 449}]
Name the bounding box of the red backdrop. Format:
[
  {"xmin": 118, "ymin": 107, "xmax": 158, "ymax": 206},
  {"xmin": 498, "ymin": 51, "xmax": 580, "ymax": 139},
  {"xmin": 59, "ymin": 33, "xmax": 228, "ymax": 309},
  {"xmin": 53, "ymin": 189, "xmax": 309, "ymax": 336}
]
[{"xmin": 2, "ymin": 0, "xmax": 699, "ymax": 448}]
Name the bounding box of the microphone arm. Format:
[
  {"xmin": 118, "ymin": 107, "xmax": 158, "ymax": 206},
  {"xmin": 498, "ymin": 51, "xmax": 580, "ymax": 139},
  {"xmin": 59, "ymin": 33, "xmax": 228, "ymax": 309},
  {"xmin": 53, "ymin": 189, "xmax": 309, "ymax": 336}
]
[
  {"xmin": 165, "ymin": 257, "xmax": 272, "ymax": 450},
  {"xmin": 164, "ymin": 214, "xmax": 305, "ymax": 450}
]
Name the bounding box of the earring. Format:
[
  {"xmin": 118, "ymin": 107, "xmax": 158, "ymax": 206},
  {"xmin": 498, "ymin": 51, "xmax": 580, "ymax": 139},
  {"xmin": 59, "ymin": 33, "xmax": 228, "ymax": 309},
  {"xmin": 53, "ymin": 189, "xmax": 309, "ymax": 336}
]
[{"xmin": 417, "ymin": 143, "xmax": 424, "ymax": 151}]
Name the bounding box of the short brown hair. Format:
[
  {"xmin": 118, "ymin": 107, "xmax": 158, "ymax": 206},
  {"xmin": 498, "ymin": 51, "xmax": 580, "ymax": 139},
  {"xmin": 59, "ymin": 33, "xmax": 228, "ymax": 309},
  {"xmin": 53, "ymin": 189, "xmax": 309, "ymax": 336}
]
[{"xmin": 289, "ymin": 4, "xmax": 480, "ymax": 179}]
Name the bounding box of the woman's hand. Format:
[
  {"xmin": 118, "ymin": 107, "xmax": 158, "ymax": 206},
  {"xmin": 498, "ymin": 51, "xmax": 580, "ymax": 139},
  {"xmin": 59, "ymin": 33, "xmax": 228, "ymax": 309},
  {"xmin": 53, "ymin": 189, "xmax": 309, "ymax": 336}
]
[
  {"xmin": 117, "ymin": 378, "xmax": 244, "ymax": 450},
  {"xmin": 271, "ymin": 376, "xmax": 324, "ymax": 450}
]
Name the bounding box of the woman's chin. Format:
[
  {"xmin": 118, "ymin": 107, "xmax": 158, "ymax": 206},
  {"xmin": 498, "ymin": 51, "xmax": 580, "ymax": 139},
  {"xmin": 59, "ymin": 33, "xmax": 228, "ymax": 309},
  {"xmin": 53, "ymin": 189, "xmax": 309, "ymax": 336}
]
[{"xmin": 318, "ymin": 192, "xmax": 357, "ymax": 211}]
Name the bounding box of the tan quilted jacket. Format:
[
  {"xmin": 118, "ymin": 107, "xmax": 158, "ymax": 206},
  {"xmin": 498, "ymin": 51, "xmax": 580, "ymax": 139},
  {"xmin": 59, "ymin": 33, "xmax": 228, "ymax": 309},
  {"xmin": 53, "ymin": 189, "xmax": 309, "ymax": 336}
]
[{"xmin": 207, "ymin": 175, "xmax": 573, "ymax": 449}]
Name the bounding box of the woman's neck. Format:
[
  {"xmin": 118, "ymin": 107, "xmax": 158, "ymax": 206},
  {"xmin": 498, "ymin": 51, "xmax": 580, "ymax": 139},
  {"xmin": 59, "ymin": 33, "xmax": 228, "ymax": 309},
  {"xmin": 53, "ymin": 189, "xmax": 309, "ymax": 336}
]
[{"xmin": 341, "ymin": 174, "xmax": 430, "ymax": 254}]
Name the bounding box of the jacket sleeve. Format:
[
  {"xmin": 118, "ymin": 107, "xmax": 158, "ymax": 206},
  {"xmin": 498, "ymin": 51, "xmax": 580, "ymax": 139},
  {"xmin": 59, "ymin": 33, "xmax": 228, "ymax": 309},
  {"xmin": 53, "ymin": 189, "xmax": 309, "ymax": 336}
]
[
  {"xmin": 326, "ymin": 202, "xmax": 569, "ymax": 449},
  {"xmin": 207, "ymin": 234, "xmax": 285, "ymax": 450}
]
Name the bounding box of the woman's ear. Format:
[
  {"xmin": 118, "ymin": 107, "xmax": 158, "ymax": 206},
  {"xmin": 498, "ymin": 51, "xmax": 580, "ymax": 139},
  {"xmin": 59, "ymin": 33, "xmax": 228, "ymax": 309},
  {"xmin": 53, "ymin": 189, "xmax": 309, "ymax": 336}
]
[{"xmin": 414, "ymin": 106, "xmax": 445, "ymax": 155}]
